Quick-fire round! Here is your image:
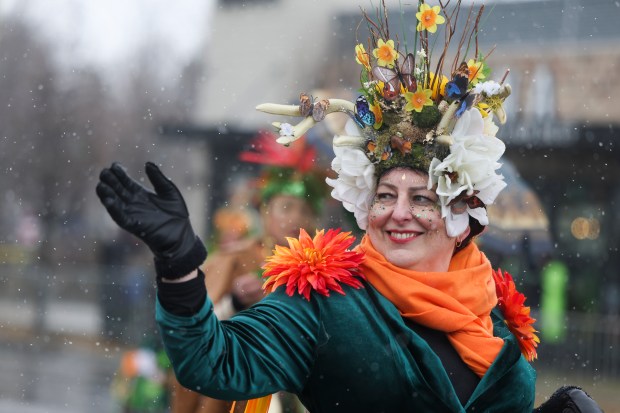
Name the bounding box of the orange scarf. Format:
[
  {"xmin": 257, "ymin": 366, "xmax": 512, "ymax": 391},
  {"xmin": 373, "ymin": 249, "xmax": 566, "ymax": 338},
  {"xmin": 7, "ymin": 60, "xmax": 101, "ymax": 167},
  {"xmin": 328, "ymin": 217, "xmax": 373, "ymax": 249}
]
[{"xmin": 358, "ymin": 235, "xmax": 504, "ymax": 377}]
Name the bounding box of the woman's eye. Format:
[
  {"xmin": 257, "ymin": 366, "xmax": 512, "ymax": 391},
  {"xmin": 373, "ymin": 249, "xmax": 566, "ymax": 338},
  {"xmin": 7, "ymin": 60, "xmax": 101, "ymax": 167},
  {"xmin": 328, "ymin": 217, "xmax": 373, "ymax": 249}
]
[
  {"xmin": 412, "ymin": 195, "xmax": 436, "ymax": 205},
  {"xmin": 376, "ymin": 193, "xmax": 395, "ymax": 201}
]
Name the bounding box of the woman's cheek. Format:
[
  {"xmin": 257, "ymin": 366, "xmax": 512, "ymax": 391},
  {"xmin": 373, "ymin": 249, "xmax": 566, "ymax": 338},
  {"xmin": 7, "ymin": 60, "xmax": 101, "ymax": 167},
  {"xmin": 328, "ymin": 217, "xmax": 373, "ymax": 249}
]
[
  {"xmin": 413, "ymin": 205, "xmax": 442, "ymax": 231},
  {"xmin": 369, "ymin": 200, "xmax": 390, "ymax": 222}
]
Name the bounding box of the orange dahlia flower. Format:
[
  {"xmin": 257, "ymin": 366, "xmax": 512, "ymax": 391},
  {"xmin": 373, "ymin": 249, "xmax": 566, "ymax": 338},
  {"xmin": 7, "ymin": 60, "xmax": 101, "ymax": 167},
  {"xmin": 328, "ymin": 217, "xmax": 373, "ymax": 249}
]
[
  {"xmin": 493, "ymin": 268, "xmax": 540, "ymax": 362},
  {"xmin": 262, "ymin": 228, "xmax": 365, "ymax": 300}
]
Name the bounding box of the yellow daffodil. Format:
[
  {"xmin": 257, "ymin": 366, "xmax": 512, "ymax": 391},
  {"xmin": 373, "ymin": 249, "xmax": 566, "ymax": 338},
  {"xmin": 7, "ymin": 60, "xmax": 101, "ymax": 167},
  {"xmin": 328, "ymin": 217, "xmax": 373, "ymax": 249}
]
[
  {"xmin": 477, "ymin": 102, "xmax": 490, "ymax": 118},
  {"xmin": 369, "ymin": 100, "xmax": 383, "ymax": 129},
  {"xmin": 355, "ymin": 43, "xmax": 371, "ymax": 70},
  {"xmin": 426, "ymin": 72, "xmax": 448, "ymax": 101},
  {"xmin": 374, "ymin": 81, "xmax": 386, "ymax": 98},
  {"xmin": 467, "ymin": 59, "xmax": 486, "ymax": 85},
  {"xmin": 477, "ymin": 93, "xmax": 508, "ymax": 124},
  {"xmin": 485, "ymin": 95, "xmax": 507, "ymax": 124},
  {"xmin": 404, "ymin": 87, "xmax": 433, "ymax": 112},
  {"xmin": 373, "ymin": 39, "xmax": 398, "ymax": 68},
  {"xmin": 416, "ymin": 4, "xmax": 445, "ymax": 33}
]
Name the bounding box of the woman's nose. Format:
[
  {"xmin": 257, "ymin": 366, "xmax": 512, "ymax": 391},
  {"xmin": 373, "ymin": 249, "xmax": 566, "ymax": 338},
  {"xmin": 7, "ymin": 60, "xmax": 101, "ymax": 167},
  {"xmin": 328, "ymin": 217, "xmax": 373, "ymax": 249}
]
[{"xmin": 391, "ymin": 196, "xmax": 413, "ymax": 222}]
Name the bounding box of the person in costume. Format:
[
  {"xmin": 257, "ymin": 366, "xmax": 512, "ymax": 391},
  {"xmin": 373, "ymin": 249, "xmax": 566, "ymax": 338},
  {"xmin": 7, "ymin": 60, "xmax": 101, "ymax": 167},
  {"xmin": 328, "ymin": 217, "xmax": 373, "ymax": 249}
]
[
  {"xmin": 109, "ymin": 336, "xmax": 171, "ymax": 413},
  {"xmin": 96, "ymin": 2, "xmax": 604, "ymax": 412},
  {"xmin": 169, "ymin": 132, "xmax": 326, "ymax": 413}
]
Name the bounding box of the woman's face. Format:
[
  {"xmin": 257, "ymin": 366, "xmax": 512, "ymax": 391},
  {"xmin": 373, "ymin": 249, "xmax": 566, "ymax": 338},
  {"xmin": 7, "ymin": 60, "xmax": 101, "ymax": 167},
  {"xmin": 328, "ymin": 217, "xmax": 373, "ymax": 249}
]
[
  {"xmin": 262, "ymin": 194, "xmax": 315, "ymax": 245},
  {"xmin": 367, "ymin": 168, "xmax": 469, "ymax": 272}
]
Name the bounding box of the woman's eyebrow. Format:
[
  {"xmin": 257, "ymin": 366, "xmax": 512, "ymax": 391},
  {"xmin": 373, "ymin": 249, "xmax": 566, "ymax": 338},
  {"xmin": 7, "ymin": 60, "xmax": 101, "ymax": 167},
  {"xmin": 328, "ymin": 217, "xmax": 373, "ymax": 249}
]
[
  {"xmin": 408, "ymin": 186, "xmax": 430, "ymax": 192},
  {"xmin": 378, "ymin": 182, "xmax": 428, "ymax": 191}
]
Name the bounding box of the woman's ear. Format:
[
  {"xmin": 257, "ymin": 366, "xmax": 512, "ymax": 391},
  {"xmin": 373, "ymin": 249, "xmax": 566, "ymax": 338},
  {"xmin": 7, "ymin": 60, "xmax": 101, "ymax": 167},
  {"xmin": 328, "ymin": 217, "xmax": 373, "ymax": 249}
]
[
  {"xmin": 457, "ymin": 226, "xmax": 471, "ymax": 244},
  {"xmin": 456, "ymin": 225, "xmax": 471, "ymax": 245}
]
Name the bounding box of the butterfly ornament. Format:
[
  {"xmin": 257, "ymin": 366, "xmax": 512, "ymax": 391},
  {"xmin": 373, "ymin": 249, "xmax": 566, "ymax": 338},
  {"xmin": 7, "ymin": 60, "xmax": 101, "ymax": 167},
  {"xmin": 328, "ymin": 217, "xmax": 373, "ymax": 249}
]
[
  {"xmin": 349, "ymin": 96, "xmax": 376, "ymax": 129},
  {"xmin": 299, "ymin": 93, "xmax": 331, "ymax": 122},
  {"xmin": 371, "ymin": 53, "xmax": 416, "ymax": 101},
  {"xmin": 445, "ymin": 62, "xmax": 481, "ymax": 118}
]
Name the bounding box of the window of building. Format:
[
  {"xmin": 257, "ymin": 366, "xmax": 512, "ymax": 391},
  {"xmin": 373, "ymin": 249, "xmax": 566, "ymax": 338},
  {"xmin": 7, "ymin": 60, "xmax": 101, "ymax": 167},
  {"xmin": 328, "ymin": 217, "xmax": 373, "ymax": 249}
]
[{"xmin": 525, "ymin": 64, "xmax": 555, "ymax": 121}]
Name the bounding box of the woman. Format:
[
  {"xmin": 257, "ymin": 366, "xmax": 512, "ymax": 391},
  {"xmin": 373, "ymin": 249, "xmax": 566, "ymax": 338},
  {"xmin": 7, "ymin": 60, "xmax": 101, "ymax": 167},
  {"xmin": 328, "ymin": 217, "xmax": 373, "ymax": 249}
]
[
  {"xmin": 96, "ymin": 2, "xmax": 603, "ymax": 411},
  {"xmin": 170, "ymin": 132, "xmax": 325, "ymax": 413}
]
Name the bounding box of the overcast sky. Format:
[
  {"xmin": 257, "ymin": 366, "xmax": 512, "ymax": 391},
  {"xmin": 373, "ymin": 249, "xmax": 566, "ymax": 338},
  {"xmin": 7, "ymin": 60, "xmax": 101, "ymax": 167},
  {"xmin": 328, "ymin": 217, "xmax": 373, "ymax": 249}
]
[{"xmin": 0, "ymin": 0, "xmax": 214, "ymax": 75}]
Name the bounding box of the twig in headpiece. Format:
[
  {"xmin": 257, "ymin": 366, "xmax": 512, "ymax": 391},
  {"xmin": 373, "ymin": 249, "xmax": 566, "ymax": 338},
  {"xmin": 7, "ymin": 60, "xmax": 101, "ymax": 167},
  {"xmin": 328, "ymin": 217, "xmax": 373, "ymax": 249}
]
[
  {"xmin": 500, "ymin": 69, "xmax": 511, "ymax": 85},
  {"xmin": 382, "ymin": 0, "xmax": 390, "ymax": 43},
  {"xmin": 361, "ymin": 8, "xmax": 383, "ymax": 46},
  {"xmin": 473, "ymin": 4, "xmax": 484, "ymax": 58},
  {"xmin": 453, "ymin": 2, "xmax": 475, "ymax": 73},
  {"xmin": 430, "ymin": 0, "xmax": 461, "ymax": 90},
  {"xmin": 463, "ymin": 5, "xmax": 486, "ymax": 64}
]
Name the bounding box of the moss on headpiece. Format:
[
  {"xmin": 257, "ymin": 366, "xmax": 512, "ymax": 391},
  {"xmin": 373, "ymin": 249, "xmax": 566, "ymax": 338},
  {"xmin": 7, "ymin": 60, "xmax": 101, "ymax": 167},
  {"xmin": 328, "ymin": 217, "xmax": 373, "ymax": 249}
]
[
  {"xmin": 373, "ymin": 141, "xmax": 450, "ymax": 178},
  {"xmin": 412, "ymin": 105, "xmax": 442, "ymax": 128}
]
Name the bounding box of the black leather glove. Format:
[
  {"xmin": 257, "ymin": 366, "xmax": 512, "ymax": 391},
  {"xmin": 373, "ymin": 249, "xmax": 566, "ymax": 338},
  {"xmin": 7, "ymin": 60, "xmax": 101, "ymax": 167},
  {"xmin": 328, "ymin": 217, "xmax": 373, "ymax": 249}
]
[
  {"xmin": 96, "ymin": 162, "xmax": 206, "ymax": 279},
  {"xmin": 534, "ymin": 385, "xmax": 604, "ymax": 413}
]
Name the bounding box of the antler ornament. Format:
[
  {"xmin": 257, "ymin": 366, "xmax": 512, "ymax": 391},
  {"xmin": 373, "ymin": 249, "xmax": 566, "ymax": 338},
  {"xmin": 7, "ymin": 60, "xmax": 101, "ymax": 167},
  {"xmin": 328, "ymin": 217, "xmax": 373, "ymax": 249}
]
[{"xmin": 256, "ymin": 99, "xmax": 355, "ymax": 145}]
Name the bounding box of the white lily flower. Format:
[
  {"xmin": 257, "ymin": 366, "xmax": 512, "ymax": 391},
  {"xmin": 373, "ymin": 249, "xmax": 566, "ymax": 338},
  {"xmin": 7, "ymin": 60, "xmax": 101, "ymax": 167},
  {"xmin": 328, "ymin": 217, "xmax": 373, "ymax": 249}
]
[
  {"xmin": 429, "ymin": 109, "xmax": 506, "ymax": 237},
  {"xmin": 326, "ymin": 145, "xmax": 376, "ymax": 230},
  {"xmin": 442, "ymin": 204, "xmax": 471, "ymax": 237},
  {"xmin": 482, "ymin": 115, "xmax": 499, "ymax": 137}
]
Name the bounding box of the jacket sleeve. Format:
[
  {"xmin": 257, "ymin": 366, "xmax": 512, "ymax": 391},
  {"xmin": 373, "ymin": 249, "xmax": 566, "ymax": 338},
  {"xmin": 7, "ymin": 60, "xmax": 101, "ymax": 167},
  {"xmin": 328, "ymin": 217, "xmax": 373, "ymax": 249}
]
[{"xmin": 156, "ymin": 287, "xmax": 321, "ymax": 400}]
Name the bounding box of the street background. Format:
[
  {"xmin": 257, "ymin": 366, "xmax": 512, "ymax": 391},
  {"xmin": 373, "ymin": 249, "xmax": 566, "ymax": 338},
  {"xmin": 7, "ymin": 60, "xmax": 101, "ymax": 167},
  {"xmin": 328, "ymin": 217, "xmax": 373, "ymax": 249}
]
[{"xmin": 1, "ymin": 0, "xmax": 619, "ymax": 411}]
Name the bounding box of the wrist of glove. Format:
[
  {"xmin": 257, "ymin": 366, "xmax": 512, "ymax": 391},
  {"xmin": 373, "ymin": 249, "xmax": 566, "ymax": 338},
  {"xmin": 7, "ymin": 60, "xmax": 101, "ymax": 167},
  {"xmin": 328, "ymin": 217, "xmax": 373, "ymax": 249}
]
[
  {"xmin": 534, "ymin": 386, "xmax": 604, "ymax": 413},
  {"xmin": 96, "ymin": 161, "xmax": 207, "ymax": 279},
  {"xmin": 153, "ymin": 237, "xmax": 206, "ymax": 279}
]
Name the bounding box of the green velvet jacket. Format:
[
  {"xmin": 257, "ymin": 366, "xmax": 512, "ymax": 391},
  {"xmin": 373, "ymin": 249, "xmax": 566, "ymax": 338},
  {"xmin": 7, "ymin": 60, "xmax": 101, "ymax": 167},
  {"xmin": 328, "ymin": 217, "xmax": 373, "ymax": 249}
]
[{"xmin": 156, "ymin": 280, "xmax": 536, "ymax": 412}]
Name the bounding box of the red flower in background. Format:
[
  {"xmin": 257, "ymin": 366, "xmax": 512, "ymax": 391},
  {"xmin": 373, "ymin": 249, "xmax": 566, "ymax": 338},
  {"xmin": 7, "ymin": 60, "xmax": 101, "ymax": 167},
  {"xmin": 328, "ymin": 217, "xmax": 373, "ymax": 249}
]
[
  {"xmin": 493, "ymin": 268, "xmax": 540, "ymax": 362},
  {"xmin": 239, "ymin": 130, "xmax": 316, "ymax": 173},
  {"xmin": 262, "ymin": 228, "xmax": 365, "ymax": 300}
]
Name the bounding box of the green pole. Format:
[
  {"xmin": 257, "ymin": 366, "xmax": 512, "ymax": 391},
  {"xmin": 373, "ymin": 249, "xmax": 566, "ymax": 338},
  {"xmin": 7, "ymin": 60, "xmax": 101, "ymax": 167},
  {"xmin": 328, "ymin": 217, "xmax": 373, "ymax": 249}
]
[{"xmin": 540, "ymin": 259, "xmax": 568, "ymax": 343}]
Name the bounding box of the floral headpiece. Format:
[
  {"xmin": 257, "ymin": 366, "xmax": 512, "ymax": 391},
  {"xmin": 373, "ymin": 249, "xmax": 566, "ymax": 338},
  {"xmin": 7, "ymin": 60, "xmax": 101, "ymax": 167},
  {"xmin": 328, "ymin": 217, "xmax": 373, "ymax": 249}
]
[
  {"xmin": 256, "ymin": 0, "xmax": 511, "ymax": 237},
  {"xmin": 239, "ymin": 130, "xmax": 328, "ymax": 213}
]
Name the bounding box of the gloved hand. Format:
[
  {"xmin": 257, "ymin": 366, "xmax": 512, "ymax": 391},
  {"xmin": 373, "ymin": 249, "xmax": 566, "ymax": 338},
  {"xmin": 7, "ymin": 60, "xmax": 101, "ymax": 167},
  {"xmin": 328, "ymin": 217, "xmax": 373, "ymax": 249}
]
[
  {"xmin": 96, "ymin": 162, "xmax": 206, "ymax": 279},
  {"xmin": 534, "ymin": 385, "xmax": 604, "ymax": 413}
]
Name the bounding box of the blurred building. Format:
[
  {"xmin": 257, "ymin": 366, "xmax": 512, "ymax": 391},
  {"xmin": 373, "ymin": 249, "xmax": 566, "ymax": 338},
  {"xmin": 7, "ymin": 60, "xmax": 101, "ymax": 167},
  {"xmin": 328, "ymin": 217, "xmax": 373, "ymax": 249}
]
[
  {"xmin": 183, "ymin": 0, "xmax": 619, "ymax": 313},
  {"xmin": 476, "ymin": 0, "xmax": 620, "ymax": 314}
]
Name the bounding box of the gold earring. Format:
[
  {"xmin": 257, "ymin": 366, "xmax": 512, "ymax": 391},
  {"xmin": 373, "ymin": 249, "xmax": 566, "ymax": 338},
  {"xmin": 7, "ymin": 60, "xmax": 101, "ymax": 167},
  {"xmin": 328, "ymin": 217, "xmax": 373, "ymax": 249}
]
[{"xmin": 455, "ymin": 239, "xmax": 462, "ymax": 248}]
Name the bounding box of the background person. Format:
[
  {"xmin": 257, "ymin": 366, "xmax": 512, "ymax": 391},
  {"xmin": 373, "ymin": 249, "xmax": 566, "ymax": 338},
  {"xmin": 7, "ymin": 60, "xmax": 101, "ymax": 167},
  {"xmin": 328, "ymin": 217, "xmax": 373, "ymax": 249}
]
[{"xmin": 169, "ymin": 132, "xmax": 327, "ymax": 413}]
